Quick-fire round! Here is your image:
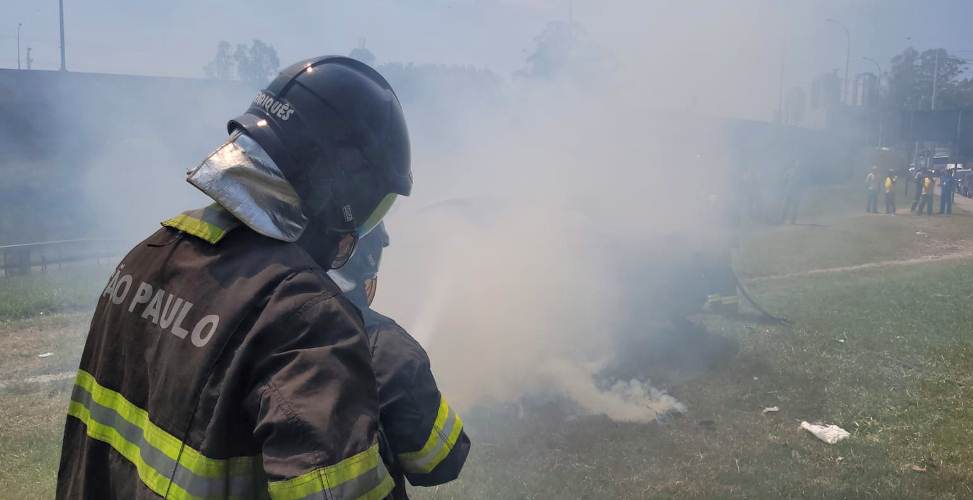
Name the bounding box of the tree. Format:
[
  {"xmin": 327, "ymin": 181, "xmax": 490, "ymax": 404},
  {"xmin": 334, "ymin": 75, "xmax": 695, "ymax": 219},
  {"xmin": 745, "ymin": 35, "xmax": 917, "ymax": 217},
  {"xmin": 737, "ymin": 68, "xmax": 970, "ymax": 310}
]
[
  {"xmin": 203, "ymin": 41, "xmax": 235, "ymax": 80},
  {"xmin": 518, "ymin": 21, "xmax": 579, "ymax": 80},
  {"xmin": 349, "ymin": 38, "xmax": 376, "ymax": 65},
  {"xmin": 234, "ymin": 39, "xmax": 280, "ymax": 87},
  {"xmin": 888, "ymin": 47, "xmax": 970, "ymax": 110},
  {"xmin": 515, "ymin": 20, "xmax": 605, "ymax": 83}
]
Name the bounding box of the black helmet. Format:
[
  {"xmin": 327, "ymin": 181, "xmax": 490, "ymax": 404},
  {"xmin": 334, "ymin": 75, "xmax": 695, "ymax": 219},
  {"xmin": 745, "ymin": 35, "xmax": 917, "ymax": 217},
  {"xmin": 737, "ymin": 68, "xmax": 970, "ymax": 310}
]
[
  {"xmin": 329, "ymin": 222, "xmax": 390, "ymax": 308},
  {"xmin": 229, "ymin": 56, "xmax": 411, "ymax": 266}
]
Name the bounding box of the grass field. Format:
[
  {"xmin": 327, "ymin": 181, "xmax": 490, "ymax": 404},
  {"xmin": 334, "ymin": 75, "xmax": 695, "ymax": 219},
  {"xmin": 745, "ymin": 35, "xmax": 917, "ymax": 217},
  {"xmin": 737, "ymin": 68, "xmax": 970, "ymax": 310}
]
[{"xmin": 2, "ymin": 185, "xmax": 973, "ymax": 499}]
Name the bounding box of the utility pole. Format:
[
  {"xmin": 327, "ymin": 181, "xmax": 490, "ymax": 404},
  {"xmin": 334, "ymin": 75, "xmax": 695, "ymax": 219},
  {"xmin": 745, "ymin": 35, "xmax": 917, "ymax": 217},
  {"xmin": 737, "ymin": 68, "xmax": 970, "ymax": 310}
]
[
  {"xmin": 776, "ymin": 47, "xmax": 785, "ymax": 123},
  {"xmin": 17, "ymin": 23, "xmax": 22, "ymax": 69},
  {"xmin": 864, "ymin": 57, "xmax": 885, "ymax": 146},
  {"xmin": 862, "ymin": 57, "xmax": 882, "ymax": 81},
  {"xmin": 58, "ymin": 0, "xmax": 67, "ymax": 71},
  {"xmin": 826, "ymin": 18, "xmax": 851, "ymax": 104},
  {"xmin": 931, "ymin": 50, "xmax": 940, "ymax": 110}
]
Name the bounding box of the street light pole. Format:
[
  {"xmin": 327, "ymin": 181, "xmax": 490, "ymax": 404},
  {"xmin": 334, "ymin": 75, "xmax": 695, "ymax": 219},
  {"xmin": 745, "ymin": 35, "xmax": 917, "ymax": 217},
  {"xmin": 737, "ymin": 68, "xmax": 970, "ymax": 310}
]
[
  {"xmin": 862, "ymin": 57, "xmax": 882, "ymax": 78},
  {"xmin": 58, "ymin": 0, "xmax": 67, "ymax": 71},
  {"xmin": 777, "ymin": 46, "xmax": 785, "ymax": 123},
  {"xmin": 826, "ymin": 18, "xmax": 851, "ymax": 104},
  {"xmin": 863, "ymin": 57, "xmax": 885, "ymax": 146},
  {"xmin": 932, "ymin": 50, "xmax": 940, "ymax": 111},
  {"xmin": 17, "ymin": 23, "xmax": 22, "ymax": 70}
]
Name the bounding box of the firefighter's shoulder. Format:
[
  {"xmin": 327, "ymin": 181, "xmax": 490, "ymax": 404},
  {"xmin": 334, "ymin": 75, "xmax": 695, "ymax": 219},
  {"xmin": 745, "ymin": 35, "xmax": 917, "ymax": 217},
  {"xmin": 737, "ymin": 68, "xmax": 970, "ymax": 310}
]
[{"xmin": 364, "ymin": 310, "xmax": 429, "ymax": 367}]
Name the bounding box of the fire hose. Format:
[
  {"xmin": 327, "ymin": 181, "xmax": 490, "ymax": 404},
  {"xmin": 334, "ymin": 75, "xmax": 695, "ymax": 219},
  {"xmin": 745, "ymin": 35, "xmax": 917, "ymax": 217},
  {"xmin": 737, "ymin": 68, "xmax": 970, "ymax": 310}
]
[{"xmin": 731, "ymin": 268, "xmax": 790, "ymax": 324}]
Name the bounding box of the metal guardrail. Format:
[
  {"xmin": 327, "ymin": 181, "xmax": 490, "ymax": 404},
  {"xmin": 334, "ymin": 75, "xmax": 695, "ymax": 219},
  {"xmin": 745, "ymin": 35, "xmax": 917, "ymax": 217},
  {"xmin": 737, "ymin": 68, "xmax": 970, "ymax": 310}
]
[{"xmin": 0, "ymin": 238, "xmax": 128, "ymax": 277}]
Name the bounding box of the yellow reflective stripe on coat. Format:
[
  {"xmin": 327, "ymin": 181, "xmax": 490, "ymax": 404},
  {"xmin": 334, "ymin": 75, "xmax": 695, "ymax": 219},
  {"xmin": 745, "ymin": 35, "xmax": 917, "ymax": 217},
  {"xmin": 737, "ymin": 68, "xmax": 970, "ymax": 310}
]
[
  {"xmin": 162, "ymin": 204, "xmax": 241, "ymax": 244},
  {"xmin": 397, "ymin": 396, "xmax": 464, "ymax": 474},
  {"xmin": 266, "ymin": 443, "xmax": 393, "ymax": 500},
  {"xmin": 67, "ymin": 369, "xmax": 264, "ymax": 500},
  {"xmin": 163, "ymin": 213, "xmax": 226, "ymax": 244}
]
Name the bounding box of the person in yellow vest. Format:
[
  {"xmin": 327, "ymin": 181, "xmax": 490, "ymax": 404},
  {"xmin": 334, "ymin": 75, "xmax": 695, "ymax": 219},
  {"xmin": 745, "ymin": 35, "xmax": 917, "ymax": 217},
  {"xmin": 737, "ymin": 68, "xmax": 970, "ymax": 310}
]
[
  {"xmin": 917, "ymin": 171, "xmax": 936, "ymax": 215},
  {"xmin": 884, "ymin": 170, "xmax": 897, "ymax": 215}
]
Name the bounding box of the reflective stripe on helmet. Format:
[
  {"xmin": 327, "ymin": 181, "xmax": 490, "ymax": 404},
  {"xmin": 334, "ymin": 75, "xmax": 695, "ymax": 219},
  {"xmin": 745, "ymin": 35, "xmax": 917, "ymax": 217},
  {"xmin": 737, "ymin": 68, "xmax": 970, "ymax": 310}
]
[
  {"xmin": 357, "ymin": 193, "xmax": 397, "ymax": 237},
  {"xmin": 397, "ymin": 396, "xmax": 464, "ymax": 475},
  {"xmin": 67, "ymin": 370, "xmax": 264, "ymax": 499}
]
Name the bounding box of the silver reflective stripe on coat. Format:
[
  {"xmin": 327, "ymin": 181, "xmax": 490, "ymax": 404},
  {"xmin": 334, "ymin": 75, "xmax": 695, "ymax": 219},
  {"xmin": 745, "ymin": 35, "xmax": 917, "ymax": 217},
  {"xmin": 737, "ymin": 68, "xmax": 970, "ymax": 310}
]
[
  {"xmin": 293, "ymin": 465, "xmax": 390, "ymax": 500},
  {"xmin": 70, "ymin": 383, "xmax": 267, "ymax": 499},
  {"xmin": 397, "ymin": 396, "xmax": 464, "ymax": 475},
  {"xmin": 188, "ymin": 132, "xmax": 307, "ymax": 242}
]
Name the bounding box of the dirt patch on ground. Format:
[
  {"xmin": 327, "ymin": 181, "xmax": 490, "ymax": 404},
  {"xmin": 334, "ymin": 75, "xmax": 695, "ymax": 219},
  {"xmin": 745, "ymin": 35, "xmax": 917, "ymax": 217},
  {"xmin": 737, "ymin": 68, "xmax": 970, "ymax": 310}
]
[
  {"xmin": 0, "ymin": 313, "xmax": 89, "ymax": 383},
  {"xmin": 748, "ymin": 240, "xmax": 973, "ymax": 283}
]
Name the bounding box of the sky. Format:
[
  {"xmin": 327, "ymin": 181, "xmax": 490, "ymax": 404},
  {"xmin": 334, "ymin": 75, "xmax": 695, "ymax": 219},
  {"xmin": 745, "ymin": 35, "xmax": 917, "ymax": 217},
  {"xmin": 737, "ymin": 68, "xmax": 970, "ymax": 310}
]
[{"xmin": 3, "ymin": 0, "xmax": 973, "ymax": 120}]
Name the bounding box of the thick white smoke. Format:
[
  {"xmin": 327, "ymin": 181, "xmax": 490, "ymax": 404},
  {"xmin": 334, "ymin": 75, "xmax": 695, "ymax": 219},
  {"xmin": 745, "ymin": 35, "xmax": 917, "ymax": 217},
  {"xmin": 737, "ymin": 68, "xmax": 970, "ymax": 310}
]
[{"xmin": 373, "ymin": 72, "xmax": 732, "ymax": 420}]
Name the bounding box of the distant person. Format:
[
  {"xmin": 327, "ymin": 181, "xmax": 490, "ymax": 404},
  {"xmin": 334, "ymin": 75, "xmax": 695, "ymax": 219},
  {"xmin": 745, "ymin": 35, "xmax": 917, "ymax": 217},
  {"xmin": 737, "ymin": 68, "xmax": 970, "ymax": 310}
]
[
  {"xmin": 884, "ymin": 169, "xmax": 897, "ymax": 215},
  {"xmin": 910, "ymin": 167, "xmax": 925, "ymax": 213},
  {"xmin": 781, "ymin": 162, "xmax": 801, "ymax": 224},
  {"xmin": 904, "ymin": 166, "xmax": 912, "ymax": 197},
  {"xmin": 865, "ymin": 165, "xmax": 880, "ymax": 213},
  {"xmin": 740, "ymin": 166, "xmax": 761, "ymax": 221},
  {"xmin": 917, "ymin": 171, "xmax": 936, "ymax": 215},
  {"xmin": 940, "ymin": 168, "xmax": 956, "ymax": 215}
]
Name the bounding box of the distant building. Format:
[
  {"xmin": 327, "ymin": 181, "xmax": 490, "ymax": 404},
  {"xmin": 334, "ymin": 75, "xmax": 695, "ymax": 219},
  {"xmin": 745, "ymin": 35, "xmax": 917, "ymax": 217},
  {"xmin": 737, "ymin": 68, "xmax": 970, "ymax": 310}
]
[
  {"xmin": 811, "ymin": 70, "xmax": 842, "ymax": 111},
  {"xmin": 783, "ymin": 86, "xmax": 806, "ymax": 126},
  {"xmin": 852, "ymin": 72, "xmax": 880, "ymax": 108}
]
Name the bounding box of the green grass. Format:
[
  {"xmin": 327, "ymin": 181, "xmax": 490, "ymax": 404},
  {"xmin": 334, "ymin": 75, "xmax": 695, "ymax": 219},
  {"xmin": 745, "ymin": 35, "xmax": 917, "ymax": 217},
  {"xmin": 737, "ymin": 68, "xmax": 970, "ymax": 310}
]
[
  {"xmin": 411, "ymin": 259, "xmax": 973, "ymax": 499},
  {"xmin": 0, "ymin": 265, "xmax": 109, "ymax": 320}
]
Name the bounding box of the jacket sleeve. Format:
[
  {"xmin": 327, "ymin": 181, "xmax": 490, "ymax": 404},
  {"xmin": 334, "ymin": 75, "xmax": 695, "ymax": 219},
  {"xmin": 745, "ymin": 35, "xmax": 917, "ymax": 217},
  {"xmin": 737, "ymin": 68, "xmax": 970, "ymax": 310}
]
[
  {"xmin": 242, "ymin": 271, "xmax": 393, "ymax": 500},
  {"xmin": 369, "ymin": 321, "xmax": 471, "ymax": 487}
]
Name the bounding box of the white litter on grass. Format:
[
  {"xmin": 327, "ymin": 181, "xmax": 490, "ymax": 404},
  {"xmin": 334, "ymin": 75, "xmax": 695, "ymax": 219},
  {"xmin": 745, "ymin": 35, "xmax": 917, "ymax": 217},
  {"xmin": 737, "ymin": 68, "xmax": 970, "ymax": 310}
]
[
  {"xmin": 800, "ymin": 421, "xmax": 850, "ymax": 444},
  {"xmin": 37, "ymin": 352, "xmax": 53, "ymax": 358},
  {"xmin": 762, "ymin": 406, "xmax": 780, "ymax": 414}
]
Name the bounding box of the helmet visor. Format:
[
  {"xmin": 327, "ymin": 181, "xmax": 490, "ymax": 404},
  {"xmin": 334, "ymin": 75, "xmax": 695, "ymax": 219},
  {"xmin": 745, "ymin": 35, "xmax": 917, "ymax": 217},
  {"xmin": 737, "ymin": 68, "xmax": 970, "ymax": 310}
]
[{"xmin": 358, "ymin": 193, "xmax": 397, "ymax": 236}]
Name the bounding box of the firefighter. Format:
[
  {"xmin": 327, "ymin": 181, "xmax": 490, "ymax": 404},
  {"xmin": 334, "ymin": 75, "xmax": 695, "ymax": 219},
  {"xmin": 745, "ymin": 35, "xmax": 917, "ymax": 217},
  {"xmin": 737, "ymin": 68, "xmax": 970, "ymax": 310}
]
[
  {"xmin": 328, "ymin": 223, "xmax": 471, "ymax": 499},
  {"xmin": 56, "ymin": 56, "xmax": 412, "ymax": 500}
]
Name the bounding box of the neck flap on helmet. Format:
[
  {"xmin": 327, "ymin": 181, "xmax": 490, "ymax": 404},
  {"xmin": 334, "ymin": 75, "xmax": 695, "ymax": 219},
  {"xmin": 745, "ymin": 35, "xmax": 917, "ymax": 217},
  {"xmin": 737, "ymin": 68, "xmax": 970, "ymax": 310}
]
[{"xmin": 186, "ymin": 132, "xmax": 308, "ymax": 242}]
